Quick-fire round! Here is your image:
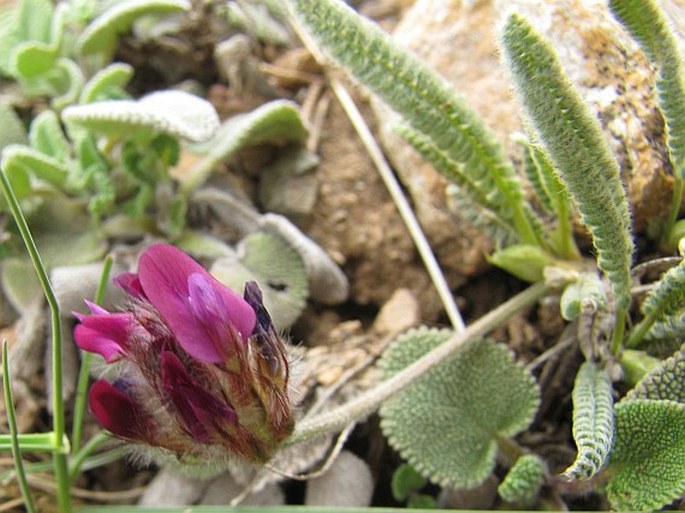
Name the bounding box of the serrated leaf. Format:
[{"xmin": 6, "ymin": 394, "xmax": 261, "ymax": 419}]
[
  {"xmin": 80, "ymin": 62, "xmax": 133, "ymax": 103},
  {"xmin": 210, "ymin": 232, "xmax": 309, "ymax": 330},
  {"xmin": 77, "ymin": 0, "xmax": 190, "ymax": 56},
  {"xmin": 626, "ymin": 344, "xmax": 685, "ymax": 403},
  {"xmin": 610, "ymin": 0, "xmax": 685, "ymax": 171},
  {"xmin": 62, "ymin": 90, "xmax": 219, "ymax": 142},
  {"xmin": 183, "ymin": 99, "xmax": 308, "ymax": 193},
  {"xmin": 288, "ymin": 0, "xmax": 542, "ymax": 246},
  {"xmin": 607, "ymin": 399, "xmax": 685, "ymax": 511},
  {"xmin": 563, "ymin": 362, "xmax": 614, "ymax": 479},
  {"xmin": 51, "ymin": 58, "xmax": 85, "ymax": 110},
  {"xmin": 643, "ymin": 311, "xmax": 685, "ymax": 352},
  {"xmin": 560, "ymin": 272, "xmax": 607, "ymax": 321},
  {"xmin": 498, "ymin": 454, "xmax": 545, "ymax": 506},
  {"xmin": 378, "ymin": 330, "xmax": 540, "ymax": 488},
  {"xmin": 501, "ymin": 14, "xmax": 634, "ymax": 311}
]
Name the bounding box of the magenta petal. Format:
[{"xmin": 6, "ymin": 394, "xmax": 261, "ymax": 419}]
[
  {"xmin": 160, "ymin": 351, "xmax": 237, "ymax": 443},
  {"xmin": 137, "ymin": 243, "xmax": 256, "ymax": 362},
  {"xmin": 73, "ymin": 307, "xmax": 135, "ymax": 362},
  {"xmin": 89, "ymin": 380, "xmax": 151, "ymax": 442},
  {"xmin": 114, "ymin": 272, "xmax": 146, "ymax": 300}
]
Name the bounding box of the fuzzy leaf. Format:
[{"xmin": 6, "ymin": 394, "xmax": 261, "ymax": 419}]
[
  {"xmin": 560, "ymin": 272, "xmax": 607, "ymax": 321},
  {"xmin": 563, "ymin": 362, "xmax": 614, "ymax": 479},
  {"xmin": 210, "ymin": 232, "xmax": 309, "ymax": 330},
  {"xmin": 498, "ymin": 454, "xmax": 545, "ymax": 506},
  {"xmin": 182, "ymin": 99, "xmax": 308, "ymax": 192},
  {"xmin": 2, "ymin": 144, "xmax": 68, "ymax": 189},
  {"xmin": 49, "ymin": 58, "xmax": 85, "ymax": 110},
  {"xmin": 610, "ymin": 0, "xmax": 685, "ymax": 171},
  {"xmin": 626, "ymin": 344, "xmax": 685, "ymax": 403},
  {"xmin": 644, "ymin": 311, "xmax": 685, "ymax": 352},
  {"xmin": 30, "ymin": 110, "xmax": 71, "ymax": 164},
  {"xmin": 607, "ymin": 399, "xmax": 685, "ymax": 511},
  {"xmin": 62, "ymin": 90, "xmax": 219, "ymax": 142},
  {"xmin": 640, "ymin": 257, "xmax": 685, "ymax": 320},
  {"xmin": 80, "ymin": 62, "xmax": 134, "ymax": 103},
  {"xmin": 0, "ymin": 102, "xmax": 28, "ymax": 151},
  {"xmin": 77, "ymin": 0, "xmax": 190, "ymax": 56},
  {"xmin": 501, "ymin": 14, "xmax": 634, "ymax": 310},
  {"xmin": 9, "ymin": 2, "xmax": 65, "ymax": 79},
  {"xmin": 288, "ymin": 0, "xmax": 542, "ymax": 246},
  {"xmin": 379, "ymin": 330, "xmax": 540, "ymax": 488},
  {"xmin": 0, "ymin": 0, "xmax": 53, "ymax": 75}
]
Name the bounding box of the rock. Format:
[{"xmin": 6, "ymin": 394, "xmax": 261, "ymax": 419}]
[
  {"xmin": 372, "ymin": 288, "xmax": 420, "ymax": 337},
  {"xmin": 138, "ymin": 467, "xmax": 210, "ymax": 506},
  {"xmin": 304, "ymin": 450, "xmax": 374, "ymax": 507},
  {"xmin": 375, "ymin": 0, "xmax": 678, "ymax": 240},
  {"xmin": 200, "ymin": 473, "xmax": 285, "ymax": 505}
]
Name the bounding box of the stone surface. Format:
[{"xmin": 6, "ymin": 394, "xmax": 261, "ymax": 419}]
[
  {"xmin": 304, "ymin": 450, "xmax": 375, "ymax": 507},
  {"xmin": 374, "ymin": 0, "xmax": 678, "ymax": 240}
]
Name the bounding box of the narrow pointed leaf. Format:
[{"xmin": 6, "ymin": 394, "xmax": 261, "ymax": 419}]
[
  {"xmin": 501, "ymin": 14, "xmax": 634, "ymax": 310},
  {"xmin": 563, "ymin": 361, "xmax": 614, "ymax": 479}
]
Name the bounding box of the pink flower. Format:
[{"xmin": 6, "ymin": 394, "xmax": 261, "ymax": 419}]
[{"xmin": 74, "ymin": 243, "xmax": 294, "ymax": 463}]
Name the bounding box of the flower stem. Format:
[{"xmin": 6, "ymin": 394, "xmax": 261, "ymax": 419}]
[
  {"xmin": 286, "ymin": 282, "xmax": 549, "ymax": 445},
  {"xmin": 71, "ymin": 256, "xmax": 113, "ymax": 454},
  {"xmin": 3, "ymin": 341, "xmax": 37, "ymax": 513},
  {"xmin": 0, "ymin": 170, "xmax": 71, "ymax": 512}
]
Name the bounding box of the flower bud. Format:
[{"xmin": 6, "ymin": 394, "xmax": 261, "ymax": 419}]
[{"xmin": 73, "ymin": 243, "xmax": 294, "ymax": 463}]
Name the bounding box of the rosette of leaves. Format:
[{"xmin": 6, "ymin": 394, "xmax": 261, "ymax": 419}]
[{"xmin": 378, "ymin": 328, "xmax": 540, "ymax": 488}]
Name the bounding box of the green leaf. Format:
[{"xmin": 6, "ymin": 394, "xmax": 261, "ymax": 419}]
[
  {"xmin": 288, "ymin": 0, "xmax": 541, "ymax": 246},
  {"xmin": 378, "ymin": 330, "xmax": 540, "ymax": 488},
  {"xmin": 183, "ymin": 99, "xmax": 308, "ymax": 193},
  {"xmin": 29, "ymin": 110, "xmax": 71, "ymax": 163},
  {"xmin": 79, "ymin": 62, "xmax": 133, "ymax": 103},
  {"xmin": 62, "ymin": 90, "xmax": 219, "ymax": 142},
  {"xmin": 392, "ymin": 463, "xmax": 427, "ymax": 502},
  {"xmin": 498, "ymin": 453, "xmax": 545, "ymax": 506},
  {"xmin": 560, "ymin": 272, "xmax": 607, "ymax": 321},
  {"xmin": 77, "ymin": 0, "xmax": 190, "ymax": 56},
  {"xmin": 210, "ymin": 232, "xmax": 309, "ymax": 330},
  {"xmin": 501, "ymin": 14, "xmax": 634, "ymax": 311},
  {"xmin": 607, "ymin": 399, "xmax": 685, "ymax": 511},
  {"xmin": 563, "ymin": 362, "xmax": 614, "ymax": 479},
  {"xmin": 629, "ymin": 257, "xmax": 685, "ymax": 348},
  {"xmin": 626, "ymin": 344, "xmax": 685, "ymax": 403},
  {"xmin": 2, "ymin": 144, "xmax": 68, "ymax": 189},
  {"xmin": 50, "ymin": 58, "xmax": 85, "ymax": 110},
  {"xmin": 488, "ymin": 244, "xmax": 553, "ymax": 282},
  {"xmin": 0, "ymin": 101, "xmax": 28, "ymax": 151},
  {"xmin": 8, "ymin": 3, "xmax": 65, "ymax": 79},
  {"xmin": 643, "ymin": 311, "xmax": 685, "ymax": 353},
  {"xmin": 609, "ymin": 0, "xmax": 685, "ymax": 172}
]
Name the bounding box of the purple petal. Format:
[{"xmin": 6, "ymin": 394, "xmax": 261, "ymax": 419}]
[
  {"xmin": 73, "ymin": 305, "xmax": 135, "ymax": 362},
  {"xmin": 89, "ymin": 380, "xmax": 152, "ymax": 442},
  {"xmin": 114, "ymin": 272, "xmax": 146, "ymax": 300},
  {"xmin": 137, "ymin": 243, "xmax": 256, "ymax": 363},
  {"xmin": 160, "ymin": 351, "xmax": 237, "ymax": 443}
]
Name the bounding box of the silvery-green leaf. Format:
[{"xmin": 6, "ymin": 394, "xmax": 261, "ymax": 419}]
[
  {"xmin": 62, "ymin": 90, "xmax": 219, "ymax": 142},
  {"xmin": 77, "ymin": 0, "xmax": 190, "ymax": 56},
  {"xmin": 0, "ymin": 101, "xmax": 28, "ymax": 152},
  {"xmin": 80, "ymin": 62, "xmax": 133, "ymax": 103},
  {"xmin": 498, "ymin": 454, "xmax": 545, "ymax": 506},
  {"xmin": 560, "ymin": 272, "xmax": 607, "ymax": 321},
  {"xmin": 379, "ymin": 330, "xmax": 540, "ymax": 488},
  {"xmin": 626, "ymin": 344, "xmax": 685, "ymax": 403},
  {"xmin": 607, "ymin": 399, "xmax": 685, "ymax": 511}
]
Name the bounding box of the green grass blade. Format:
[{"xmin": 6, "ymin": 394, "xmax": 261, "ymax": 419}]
[
  {"xmin": 2, "ymin": 341, "xmax": 37, "ymax": 513},
  {"xmin": 501, "ymin": 14, "xmax": 634, "ymax": 319}
]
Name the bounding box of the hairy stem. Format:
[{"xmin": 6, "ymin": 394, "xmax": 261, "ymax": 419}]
[{"xmin": 286, "ymin": 282, "xmax": 548, "ymax": 445}]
